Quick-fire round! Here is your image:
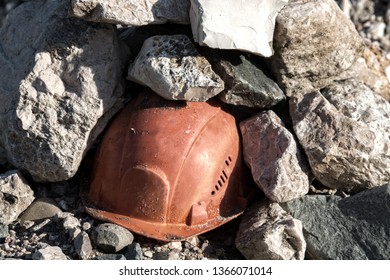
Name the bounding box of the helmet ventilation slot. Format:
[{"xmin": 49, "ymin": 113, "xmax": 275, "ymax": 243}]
[{"xmin": 211, "ymin": 156, "xmax": 232, "ymax": 196}]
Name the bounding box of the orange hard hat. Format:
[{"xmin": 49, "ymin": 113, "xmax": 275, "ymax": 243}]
[{"xmin": 82, "ymin": 90, "xmax": 251, "ymax": 241}]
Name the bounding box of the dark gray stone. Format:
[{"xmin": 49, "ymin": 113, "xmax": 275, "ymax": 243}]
[
  {"xmin": 205, "ymin": 51, "xmax": 285, "ymax": 108},
  {"xmin": 125, "ymin": 242, "xmax": 143, "ymax": 260},
  {"xmin": 91, "ymin": 223, "xmax": 134, "ymax": 254},
  {"xmin": 283, "ymin": 185, "xmax": 390, "ymax": 259},
  {"xmin": 74, "ymin": 231, "xmax": 93, "ymax": 260}
]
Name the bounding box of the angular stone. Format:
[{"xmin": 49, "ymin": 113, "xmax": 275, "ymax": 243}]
[
  {"xmin": 70, "ymin": 0, "xmax": 190, "ymax": 26},
  {"xmin": 190, "ymin": 0, "xmax": 288, "ymax": 57},
  {"xmin": 270, "ymin": 0, "xmax": 364, "ymax": 96},
  {"xmin": 32, "ymin": 246, "xmax": 68, "ymax": 260},
  {"xmin": 0, "ymin": 170, "xmax": 34, "ymax": 225},
  {"xmin": 124, "ymin": 242, "xmax": 143, "ymax": 260},
  {"xmin": 283, "ymin": 185, "xmax": 390, "ymax": 259},
  {"xmin": 236, "ymin": 200, "xmax": 306, "ymax": 260},
  {"xmin": 289, "ymin": 79, "xmax": 390, "ymax": 192},
  {"xmin": 127, "ymin": 35, "xmax": 224, "ymax": 101},
  {"xmin": 74, "ymin": 231, "xmax": 93, "ymax": 260},
  {"xmin": 91, "ymin": 223, "xmax": 134, "ymax": 253},
  {"xmin": 240, "ymin": 111, "xmax": 309, "ymax": 202},
  {"xmin": 204, "ymin": 51, "xmax": 285, "ymax": 108},
  {"xmin": 19, "ymin": 197, "xmax": 62, "ymax": 223},
  {"xmin": 0, "ymin": 0, "xmax": 128, "ymax": 182}
]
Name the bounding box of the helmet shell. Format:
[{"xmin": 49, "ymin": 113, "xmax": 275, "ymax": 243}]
[{"xmin": 82, "ymin": 90, "xmax": 251, "ymax": 241}]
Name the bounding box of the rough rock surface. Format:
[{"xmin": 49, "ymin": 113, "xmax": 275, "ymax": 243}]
[
  {"xmin": 283, "ymin": 185, "xmax": 390, "ymax": 259},
  {"xmin": 32, "ymin": 245, "xmax": 68, "ymax": 260},
  {"xmin": 70, "ymin": 0, "xmax": 190, "ymax": 26},
  {"xmin": 240, "ymin": 111, "xmax": 309, "ymax": 202},
  {"xmin": 91, "ymin": 223, "xmax": 134, "ymax": 253},
  {"xmin": 0, "ymin": 170, "xmax": 34, "ymax": 225},
  {"xmin": 290, "ymin": 79, "xmax": 390, "ymax": 191},
  {"xmin": 128, "ymin": 35, "xmax": 224, "ymax": 101},
  {"xmin": 205, "ymin": 52, "xmax": 285, "ymax": 108},
  {"xmin": 190, "ymin": 0, "xmax": 288, "ymax": 57},
  {"xmin": 271, "ymin": 0, "xmax": 364, "ymax": 96},
  {"xmin": 0, "ymin": 0, "xmax": 128, "ymax": 182},
  {"xmin": 236, "ymin": 200, "xmax": 306, "ymax": 260},
  {"xmin": 74, "ymin": 231, "xmax": 93, "ymax": 260}
]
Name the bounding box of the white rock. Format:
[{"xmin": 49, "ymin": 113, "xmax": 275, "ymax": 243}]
[
  {"xmin": 32, "ymin": 246, "xmax": 68, "ymax": 260},
  {"xmin": 0, "ymin": 170, "xmax": 35, "ymax": 225},
  {"xmin": 128, "ymin": 35, "xmax": 224, "ymax": 101},
  {"xmin": 385, "ymin": 66, "xmax": 390, "ymax": 83},
  {"xmin": 190, "ymin": 0, "xmax": 288, "ymax": 57},
  {"xmin": 240, "ymin": 111, "xmax": 310, "ymax": 202},
  {"xmin": 236, "ymin": 200, "xmax": 306, "ymax": 260},
  {"xmin": 71, "ymin": 0, "xmax": 190, "ymax": 25}
]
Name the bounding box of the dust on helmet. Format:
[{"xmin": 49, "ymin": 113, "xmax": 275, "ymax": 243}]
[{"xmin": 82, "ymin": 90, "xmax": 251, "ymax": 241}]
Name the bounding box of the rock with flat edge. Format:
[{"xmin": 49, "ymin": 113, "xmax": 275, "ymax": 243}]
[
  {"xmin": 240, "ymin": 111, "xmax": 309, "ymax": 202},
  {"xmin": 19, "ymin": 197, "xmax": 62, "ymax": 223},
  {"xmin": 190, "ymin": 0, "xmax": 288, "ymax": 57},
  {"xmin": 128, "ymin": 35, "xmax": 224, "ymax": 101},
  {"xmin": 70, "ymin": 0, "xmax": 190, "ymax": 26},
  {"xmin": 0, "ymin": 170, "xmax": 34, "ymax": 225},
  {"xmin": 204, "ymin": 51, "xmax": 285, "ymax": 108},
  {"xmin": 236, "ymin": 200, "xmax": 306, "ymax": 260},
  {"xmin": 283, "ymin": 185, "xmax": 390, "ymax": 259},
  {"xmin": 290, "ymin": 79, "xmax": 390, "ymax": 192},
  {"xmin": 270, "ymin": 0, "xmax": 364, "ymax": 96},
  {"xmin": 0, "ymin": 0, "xmax": 128, "ymax": 182},
  {"xmin": 92, "ymin": 223, "xmax": 134, "ymax": 253}
]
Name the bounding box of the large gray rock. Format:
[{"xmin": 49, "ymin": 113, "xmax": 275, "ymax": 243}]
[
  {"xmin": 19, "ymin": 197, "xmax": 62, "ymax": 223},
  {"xmin": 236, "ymin": 200, "xmax": 306, "ymax": 260},
  {"xmin": 0, "ymin": 170, "xmax": 34, "ymax": 225},
  {"xmin": 240, "ymin": 111, "xmax": 309, "ymax": 202},
  {"xmin": 71, "ymin": 0, "xmax": 190, "ymax": 25},
  {"xmin": 0, "ymin": 0, "xmax": 128, "ymax": 182},
  {"xmin": 289, "ymin": 79, "xmax": 390, "ymax": 192},
  {"xmin": 283, "ymin": 185, "xmax": 390, "ymax": 259},
  {"xmin": 91, "ymin": 223, "xmax": 134, "ymax": 253},
  {"xmin": 127, "ymin": 35, "xmax": 224, "ymax": 101},
  {"xmin": 190, "ymin": 0, "xmax": 288, "ymax": 57},
  {"xmin": 270, "ymin": 0, "xmax": 364, "ymax": 96},
  {"xmin": 205, "ymin": 52, "xmax": 285, "ymax": 108}
]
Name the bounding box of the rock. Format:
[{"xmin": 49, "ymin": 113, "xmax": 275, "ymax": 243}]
[
  {"xmin": 340, "ymin": 44, "xmax": 390, "ymax": 101},
  {"xmin": 95, "ymin": 254, "xmax": 126, "ymax": 260},
  {"xmin": 236, "ymin": 200, "xmax": 306, "ymax": 260},
  {"xmin": 0, "ymin": 0, "xmax": 128, "ymax": 182},
  {"xmin": 32, "ymin": 246, "xmax": 68, "ymax": 260},
  {"xmin": 127, "ymin": 34, "xmax": 224, "ymax": 101},
  {"xmin": 204, "ymin": 51, "xmax": 285, "ymax": 108},
  {"xmin": 270, "ymin": 0, "xmax": 364, "ymax": 96},
  {"xmin": 0, "ymin": 170, "xmax": 34, "ymax": 225},
  {"xmin": 0, "ymin": 224, "xmax": 8, "ymax": 242},
  {"xmin": 70, "ymin": 0, "xmax": 190, "ymax": 26},
  {"xmin": 168, "ymin": 241, "xmax": 182, "ymax": 251},
  {"xmin": 289, "ymin": 79, "xmax": 390, "ymax": 192},
  {"xmin": 240, "ymin": 111, "xmax": 310, "ymax": 202},
  {"xmin": 74, "ymin": 231, "xmax": 93, "ymax": 260},
  {"xmin": 19, "ymin": 197, "xmax": 62, "ymax": 223},
  {"xmin": 125, "ymin": 242, "xmax": 143, "ymax": 260},
  {"xmin": 62, "ymin": 214, "xmax": 82, "ymax": 239},
  {"xmin": 190, "ymin": 0, "xmax": 288, "ymax": 57},
  {"xmin": 283, "ymin": 184, "xmax": 390, "ymax": 259},
  {"xmin": 91, "ymin": 223, "xmax": 134, "ymax": 253},
  {"xmin": 153, "ymin": 251, "xmax": 181, "ymax": 260}
]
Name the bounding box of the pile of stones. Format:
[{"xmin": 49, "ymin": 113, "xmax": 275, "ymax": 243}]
[{"xmin": 0, "ymin": 0, "xmax": 390, "ymax": 260}]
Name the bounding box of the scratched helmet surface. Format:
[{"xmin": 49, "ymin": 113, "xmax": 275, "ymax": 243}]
[{"xmin": 82, "ymin": 90, "xmax": 251, "ymax": 241}]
